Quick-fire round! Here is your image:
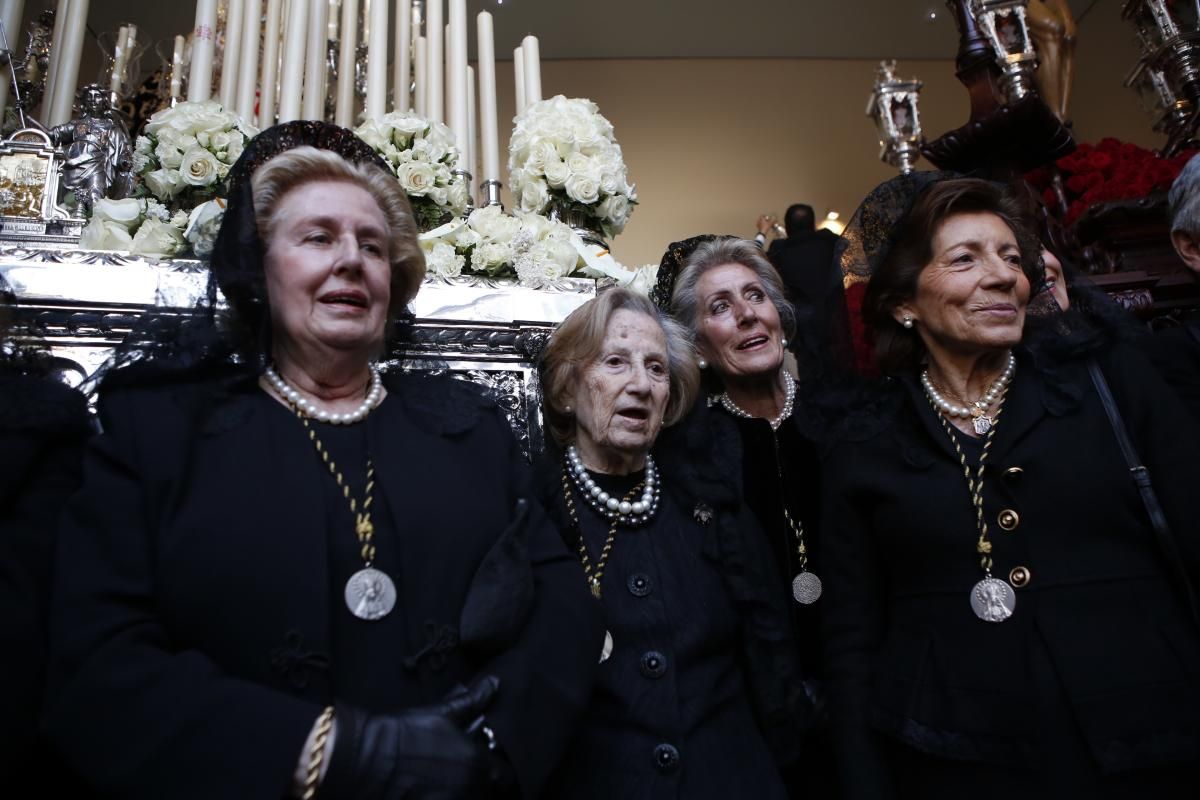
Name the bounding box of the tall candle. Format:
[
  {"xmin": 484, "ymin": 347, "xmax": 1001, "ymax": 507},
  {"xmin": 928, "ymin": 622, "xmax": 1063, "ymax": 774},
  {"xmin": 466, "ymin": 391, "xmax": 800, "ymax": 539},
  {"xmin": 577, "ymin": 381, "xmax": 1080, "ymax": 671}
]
[
  {"xmin": 393, "ymin": 0, "xmax": 411, "ymax": 111},
  {"xmin": 302, "ymin": 0, "xmax": 329, "ymax": 119},
  {"xmin": 277, "ymin": 0, "xmax": 308, "ymax": 122},
  {"xmin": 447, "ymin": 0, "xmax": 467, "ymax": 161},
  {"xmin": 425, "ymin": 0, "xmax": 443, "ymax": 122},
  {"xmin": 49, "ymin": 0, "xmax": 89, "ymax": 126},
  {"xmin": 42, "ymin": 0, "xmax": 68, "ymax": 118},
  {"xmin": 0, "ymin": 0, "xmax": 27, "ymax": 123},
  {"xmin": 259, "ymin": 0, "xmax": 284, "ymax": 126},
  {"xmin": 466, "ymin": 64, "xmax": 476, "ymax": 185},
  {"xmin": 476, "ymin": 11, "xmax": 499, "ymax": 184},
  {"xmin": 521, "ymin": 35, "xmax": 541, "ymax": 107},
  {"xmin": 365, "ymin": 0, "xmax": 388, "ymax": 119},
  {"xmin": 110, "ymin": 25, "xmax": 129, "ymax": 93},
  {"xmin": 414, "ymin": 34, "xmax": 427, "ymax": 117},
  {"xmin": 189, "ymin": 0, "xmax": 218, "ymax": 102},
  {"xmin": 236, "ymin": 0, "xmax": 262, "ymax": 121},
  {"xmin": 334, "ymin": 0, "xmax": 357, "ymax": 125},
  {"xmin": 327, "ymin": 0, "xmax": 340, "ymax": 40},
  {"xmin": 220, "ymin": 0, "xmax": 244, "ymax": 110},
  {"xmin": 513, "ymin": 46, "xmax": 525, "ymax": 114},
  {"xmin": 169, "ymin": 34, "xmax": 185, "ymax": 101}
]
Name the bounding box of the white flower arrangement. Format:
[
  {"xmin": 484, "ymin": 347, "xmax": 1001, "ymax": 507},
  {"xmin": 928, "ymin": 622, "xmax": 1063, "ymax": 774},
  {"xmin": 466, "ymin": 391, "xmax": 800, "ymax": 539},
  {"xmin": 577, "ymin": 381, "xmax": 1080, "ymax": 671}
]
[
  {"xmin": 420, "ymin": 205, "xmax": 582, "ymax": 286},
  {"xmin": 508, "ymin": 95, "xmax": 638, "ymax": 240},
  {"xmin": 79, "ymin": 197, "xmax": 189, "ymax": 256},
  {"xmin": 354, "ymin": 112, "xmax": 470, "ymax": 231}
]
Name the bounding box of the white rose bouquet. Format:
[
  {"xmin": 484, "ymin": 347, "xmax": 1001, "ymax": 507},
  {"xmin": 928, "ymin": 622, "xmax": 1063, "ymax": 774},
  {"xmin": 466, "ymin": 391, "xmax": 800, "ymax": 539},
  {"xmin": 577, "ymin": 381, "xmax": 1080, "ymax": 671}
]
[
  {"xmin": 79, "ymin": 197, "xmax": 189, "ymax": 257},
  {"xmin": 354, "ymin": 112, "xmax": 469, "ymax": 231},
  {"xmin": 508, "ymin": 95, "xmax": 638, "ymax": 240}
]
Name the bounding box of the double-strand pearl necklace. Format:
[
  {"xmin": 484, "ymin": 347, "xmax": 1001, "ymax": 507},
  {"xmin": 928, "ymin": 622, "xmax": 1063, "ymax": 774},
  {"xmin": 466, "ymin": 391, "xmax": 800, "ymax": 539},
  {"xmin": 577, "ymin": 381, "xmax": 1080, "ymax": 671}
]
[
  {"xmin": 565, "ymin": 445, "xmax": 660, "ymax": 526},
  {"xmin": 264, "ymin": 365, "xmax": 384, "ymax": 425},
  {"xmin": 715, "ymin": 371, "xmax": 796, "ymax": 431},
  {"xmin": 920, "ymin": 352, "xmax": 1016, "ymax": 436}
]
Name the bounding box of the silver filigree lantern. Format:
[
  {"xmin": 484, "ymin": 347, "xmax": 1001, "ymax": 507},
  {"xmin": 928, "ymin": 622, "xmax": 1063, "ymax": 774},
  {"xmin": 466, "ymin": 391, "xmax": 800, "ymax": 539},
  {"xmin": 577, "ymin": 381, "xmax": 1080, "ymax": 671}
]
[
  {"xmin": 1122, "ymin": 0, "xmax": 1200, "ymax": 155},
  {"xmin": 867, "ymin": 60, "xmax": 924, "ymax": 175},
  {"xmin": 969, "ymin": 0, "xmax": 1039, "ymax": 101}
]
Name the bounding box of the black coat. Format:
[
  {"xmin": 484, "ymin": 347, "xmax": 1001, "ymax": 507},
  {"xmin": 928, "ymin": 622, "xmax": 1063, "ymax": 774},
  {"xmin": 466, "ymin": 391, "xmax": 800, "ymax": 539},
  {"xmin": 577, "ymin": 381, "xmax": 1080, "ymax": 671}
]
[
  {"xmin": 768, "ymin": 230, "xmax": 851, "ymax": 362},
  {"xmin": 43, "ymin": 372, "xmax": 602, "ymax": 800},
  {"xmin": 821, "ymin": 346, "xmax": 1200, "ymax": 799},
  {"xmin": 533, "ymin": 437, "xmax": 814, "ymax": 799},
  {"xmin": 0, "ymin": 372, "xmax": 91, "ymax": 793},
  {"xmin": 1142, "ymin": 311, "xmax": 1200, "ymax": 423}
]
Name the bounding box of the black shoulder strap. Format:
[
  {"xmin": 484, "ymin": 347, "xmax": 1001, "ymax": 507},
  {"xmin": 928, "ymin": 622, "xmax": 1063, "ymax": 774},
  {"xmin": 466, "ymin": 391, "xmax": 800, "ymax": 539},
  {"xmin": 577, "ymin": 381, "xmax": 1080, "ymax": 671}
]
[{"xmin": 1087, "ymin": 359, "xmax": 1200, "ymax": 628}]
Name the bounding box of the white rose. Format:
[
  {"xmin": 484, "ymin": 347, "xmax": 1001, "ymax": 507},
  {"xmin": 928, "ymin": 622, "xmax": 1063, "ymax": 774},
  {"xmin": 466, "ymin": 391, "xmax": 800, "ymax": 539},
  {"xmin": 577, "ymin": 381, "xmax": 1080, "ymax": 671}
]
[
  {"xmin": 209, "ymin": 130, "xmax": 232, "ymax": 151},
  {"xmin": 355, "ymin": 118, "xmax": 392, "ymax": 151},
  {"xmin": 565, "ymin": 173, "xmax": 601, "ymax": 205},
  {"xmin": 383, "ymin": 112, "xmax": 429, "ymax": 137},
  {"xmin": 425, "ymin": 241, "xmax": 465, "ymax": 278},
  {"xmin": 90, "ymin": 197, "xmax": 144, "ymax": 228},
  {"xmin": 567, "ymin": 153, "xmax": 601, "ymax": 181},
  {"xmin": 518, "ymin": 180, "xmax": 551, "ymax": 213},
  {"xmin": 155, "ymin": 141, "xmax": 184, "ymax": 170},
  {"xmin": 467, "ymin": 205, "xmax": 520, "ymax": 242},
  {"xmin": 527, "ymin": 140, "xmax": 560, "ymax": 175},
  {"xmin": 429, "ymin": 186, "xmax": 448, "ymax": 207},
  {"xmin": 143, "ymin": 168, "xmax": 183, "ymax": 200},
  {"xmin": 624, "ymin": 264, "xmax": 659, "ymax": 296},
  {"xmin": 447, "ymin": 181, "xmax": 470, "ymax": 216},
  {"xmin": 396, "ymin": 161, "xmax": 436, "ymax": 196},
  {"xmin": 130, "ymin": 217, "xmax": 186, "ymax": 256},
  {"xmin": 543, "ymin": 238, "xmax": 580, "ymax": 273},
  {"xmin": 184, "ymin": 198, "xmax": 227, "ymax": 257},
  {"xmin": 600, "ymin": 172, "xmax": 622, "ymax": 195},
  {"xmin": 543, "ymin": 159, "xmax": 570, "ymax": 189},
  {"xmin": 180, "ymin": 148, "xmax": 221, "ymax": 187},
  {"xmin": 470, "ymin": 241, "xmax": 512, "ymax": 271},
  {"xmin": 514, "ymin": 245, "xmax": 567, "ymax": 286},
  {"xmin": 79, "ymin": 219, "xmax": 135, "ymax": 251}
]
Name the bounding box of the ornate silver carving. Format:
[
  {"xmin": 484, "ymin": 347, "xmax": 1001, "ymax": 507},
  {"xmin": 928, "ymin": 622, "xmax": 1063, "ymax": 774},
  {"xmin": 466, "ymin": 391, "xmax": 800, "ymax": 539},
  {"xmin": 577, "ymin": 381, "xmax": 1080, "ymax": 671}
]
[
  {"xmin": 0, "ymin": 128, "xmax": 82, "ymax": 242},
  {"xmin": 47, "ymin": 84, "xmax": 134, "ymax": 218}
]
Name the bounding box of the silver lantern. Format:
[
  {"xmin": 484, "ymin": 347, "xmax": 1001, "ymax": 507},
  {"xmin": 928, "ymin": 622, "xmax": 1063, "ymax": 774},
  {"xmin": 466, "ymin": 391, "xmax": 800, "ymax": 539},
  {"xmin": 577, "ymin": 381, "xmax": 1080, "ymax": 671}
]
[{"xmin": 867, "ymin": 60, "xmax": 924, "ymax": 175}]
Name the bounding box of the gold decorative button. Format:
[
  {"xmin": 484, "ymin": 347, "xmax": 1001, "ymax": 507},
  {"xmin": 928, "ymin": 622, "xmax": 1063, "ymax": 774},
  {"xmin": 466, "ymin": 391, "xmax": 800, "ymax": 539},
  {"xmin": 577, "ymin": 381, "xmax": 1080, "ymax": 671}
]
[
  {"xmin": 1009, "ymin": 566, "xmax": 1031, "ymax": 588},
  {"xmin": 1004, "ymin": 467, "xmax": 1024, "ymax": 480},
  {"xmin": 998, "ymin": 509, "xmax": 1020, "ymax": 531}
]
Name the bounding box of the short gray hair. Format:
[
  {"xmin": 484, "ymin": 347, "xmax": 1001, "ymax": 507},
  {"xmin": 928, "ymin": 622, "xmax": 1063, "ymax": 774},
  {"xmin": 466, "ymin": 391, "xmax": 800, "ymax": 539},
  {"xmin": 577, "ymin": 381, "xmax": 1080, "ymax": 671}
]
[
  {"xmin": 538, "ymin": 287, "xmax": 699, "ymax": 448},
  {"xmin": 1169, "ymin": 152, "xmax": 1200, "ymax": 235},
  {"xmin": 669, "ymin": 237, "xmax": 797, "ymax": 342}
]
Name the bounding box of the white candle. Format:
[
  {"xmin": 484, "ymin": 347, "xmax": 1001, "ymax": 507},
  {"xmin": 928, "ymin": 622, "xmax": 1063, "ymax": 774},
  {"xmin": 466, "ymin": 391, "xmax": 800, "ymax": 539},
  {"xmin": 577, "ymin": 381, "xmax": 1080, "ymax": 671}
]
[
  {"xmin": 476, "ymin": 11, "xmax": 499, "ymax": 184},
  {"xmin": 110, "ymin": 25, "xmax": 129, "ymax": 93},
  {"xmin": 49, "ymin": 0, "xmax": 89, "ymax": 126},
  {"xmin": 42, "ymin": 0, "xmax": 68, "ymax": 118},
  {"xmin": 302, "ymin": 0, "xmax": 329, "ymax": 119},
  {"xmin": 466, "ymin": 64, "xmax": 476, "ymax": 185},
  {"xmin": 447, "ymin": 0, "xmax": 467, "ymax": 161},
  {"xmin": 236, "ymin": 0, "xmax": 261, "ymax": 121},
  {"xmin": 425, "ymin": 0, "xmax": 443, "ymax": 122},
  {"xmin": 259, "ymin": 0, "xmax": 284, "ymax": 126},
  {"xmin": 169, "ymin": 35, "xmax": 185, "ymax": 101},
  {"xmin": 513, "ymin": 46, "xmax": 525, "ymax": 114},
  {"xmin": 521, "ymin": 35, "xmax": 541, "ymax": 107},
  {"xmin": 220, "ymin": 0, "xmax": 244, "ymax": 110},
  {"xmin": 393, "ymin": 0, "xmax": 411, "ymax": 111},
  {"xmin": 365, "ymin": 0, "xmax": 388, "ymax": 119},
  {"xmin": 414, "ymin": 34, "xmax": 427, "ymax": 117},
  {"xmin": 0, "ymin": 0, "xmax": 27, "ymax": 123},
  {"xmin": 328, "ymin": 0, "xmax": 340, "ymax": 40},
  {"xmin": 278, "ymin": 0, "xmax": 308, "ymax": 122},
  {"xmin": 443, "ymin": 24, "xmax": 452, "ymax": 131},
  {"xmin": 189, "ymin": 0, "xmax": 219, "ymax": 102},
  {"xmin": 334, "ymin": 0, "xmax": 357, "ymax": 125}
]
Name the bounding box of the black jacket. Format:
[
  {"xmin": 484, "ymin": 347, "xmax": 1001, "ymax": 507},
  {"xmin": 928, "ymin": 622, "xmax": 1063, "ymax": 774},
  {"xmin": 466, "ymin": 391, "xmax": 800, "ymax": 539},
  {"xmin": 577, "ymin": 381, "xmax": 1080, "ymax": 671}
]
[
  {"xmin": 1142, "ymin": 311, "xmax": 1200, "ymax": 423},
  {"xmin": 0, "ymin": 372, "xmax": 91, "ymax": 794},
  {"xmin": 43, "ymin": 372, "xmax": 601, "ymax": 800},
  {"xmin": 821, "ymin": 346, "xmax": 1200, "ymax": 798}
]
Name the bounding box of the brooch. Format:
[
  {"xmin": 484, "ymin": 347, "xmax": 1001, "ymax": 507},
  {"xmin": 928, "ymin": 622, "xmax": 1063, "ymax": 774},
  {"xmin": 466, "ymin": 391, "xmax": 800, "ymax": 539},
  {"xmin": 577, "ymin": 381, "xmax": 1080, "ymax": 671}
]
[{"xmin": 693, "ymin": 502, "xmax": 714, "ymax": 526}]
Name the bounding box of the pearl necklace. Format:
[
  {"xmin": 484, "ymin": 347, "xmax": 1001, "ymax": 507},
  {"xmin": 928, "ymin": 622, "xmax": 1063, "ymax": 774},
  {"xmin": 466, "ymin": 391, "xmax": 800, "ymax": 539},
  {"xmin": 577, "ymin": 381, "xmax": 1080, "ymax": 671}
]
[
  {"xmin": 714, "ymin": 371, "xmax": 796, "ymax": 431},
  {"xmin": 264, "ymin": 365, "xmax": 384, "ymax": 425},
  {"xmin": 565, "ymin": 445, "xmax": 660, "ymax": 526},
  {"xmin": 920, "ymin": 352, "xmax": 1016, "ymax": 436}
]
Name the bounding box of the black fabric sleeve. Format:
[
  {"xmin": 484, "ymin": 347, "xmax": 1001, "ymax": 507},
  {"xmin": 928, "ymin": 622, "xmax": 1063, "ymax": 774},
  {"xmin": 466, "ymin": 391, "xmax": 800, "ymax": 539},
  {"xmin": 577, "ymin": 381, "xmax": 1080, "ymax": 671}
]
[{"xmin": 42, "ymin": 390, "xmax": 322, "ymax": 800}]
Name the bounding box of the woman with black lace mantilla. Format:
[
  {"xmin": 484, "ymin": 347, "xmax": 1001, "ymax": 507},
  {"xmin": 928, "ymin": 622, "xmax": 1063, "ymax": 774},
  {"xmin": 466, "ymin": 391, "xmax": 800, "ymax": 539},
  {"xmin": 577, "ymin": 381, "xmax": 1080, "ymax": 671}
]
[{"xmin": 42, "ymin": 121, "xmax": 601, "ymax": 800}]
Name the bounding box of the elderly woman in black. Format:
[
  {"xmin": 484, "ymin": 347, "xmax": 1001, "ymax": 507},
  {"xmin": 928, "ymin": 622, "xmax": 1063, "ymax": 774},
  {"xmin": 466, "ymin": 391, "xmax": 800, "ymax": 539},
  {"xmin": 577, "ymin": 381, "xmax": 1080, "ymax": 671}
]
[
  {"xmin": 823, "ymin": 175, "xmax": 1200, "ymax": 799},
  {"xmin": 536, "ymin": 287, "xmax": 808, "ymax": 799},
  {"xmin": 43, "ymin": 122, "xmax": 599, "ymax": 800}
]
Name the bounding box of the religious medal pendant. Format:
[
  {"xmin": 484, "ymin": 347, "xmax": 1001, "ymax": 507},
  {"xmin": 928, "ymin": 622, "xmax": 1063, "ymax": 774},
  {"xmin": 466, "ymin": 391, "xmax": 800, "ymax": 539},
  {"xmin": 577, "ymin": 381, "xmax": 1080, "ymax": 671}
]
[
  {"xmin": 599, "ymin": 629, "xmax": 614, "ymax": 664},
  {"xmin": 590, "ymin": 578, "xmax": 603, "ymax": 599},
  {"xmin": 970, "ymin": 575, "xmax": 1015, "ymax": 623},
  {"xmin": 792, "ymin": 569, "xmax": 823, "ymax": 605},
  {"xmin": 971, "ymin": 406, "xmax": 994, "ymax": 436},
  {"xmin": 345, "ymin": 566, "xmax": 397, "ymax": 621}
]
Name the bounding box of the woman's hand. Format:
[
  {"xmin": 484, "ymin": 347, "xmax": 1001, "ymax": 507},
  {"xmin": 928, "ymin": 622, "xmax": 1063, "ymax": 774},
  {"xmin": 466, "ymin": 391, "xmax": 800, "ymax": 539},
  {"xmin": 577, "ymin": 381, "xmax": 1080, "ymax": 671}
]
[{"xmin": 319, "ymin": 676, "xmax": 501, "ymax": 800}]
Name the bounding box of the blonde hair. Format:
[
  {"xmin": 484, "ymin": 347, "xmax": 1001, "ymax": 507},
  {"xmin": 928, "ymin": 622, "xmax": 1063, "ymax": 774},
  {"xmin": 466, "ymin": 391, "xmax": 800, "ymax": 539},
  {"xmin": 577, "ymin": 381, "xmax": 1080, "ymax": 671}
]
[{"xmin": 251, "ymin": 146, "xmax": 426, "ymax": 310}]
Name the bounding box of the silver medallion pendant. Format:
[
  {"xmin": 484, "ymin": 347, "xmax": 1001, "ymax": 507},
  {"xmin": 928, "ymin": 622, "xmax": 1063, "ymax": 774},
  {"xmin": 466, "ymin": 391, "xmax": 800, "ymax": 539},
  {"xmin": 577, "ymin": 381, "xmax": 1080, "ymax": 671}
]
[
  {"xmin": 344, "ymin": 567, "xmax": 397, "ymax": 621},
  {"xmin": 972, "ymin": 414, "xmax": 994, "ymax": 436},
  {"xmin": 970, "ymin": 576, "xmax": 1015, "ymax": 622},
  {"xmin": 599, "ymin": 629, "xmax": 614, "ymax": 664},
  {"xmin": 792, "ymin": 570, "xmax": 823, "ymax": 605}
]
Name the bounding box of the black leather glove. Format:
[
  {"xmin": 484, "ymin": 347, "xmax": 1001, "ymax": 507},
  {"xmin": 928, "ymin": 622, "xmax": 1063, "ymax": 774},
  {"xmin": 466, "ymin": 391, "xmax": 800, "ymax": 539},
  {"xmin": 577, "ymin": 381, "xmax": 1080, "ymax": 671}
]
[{"xmin": 320, "ymin": 676, "xmax": 500, "ymax": 800}]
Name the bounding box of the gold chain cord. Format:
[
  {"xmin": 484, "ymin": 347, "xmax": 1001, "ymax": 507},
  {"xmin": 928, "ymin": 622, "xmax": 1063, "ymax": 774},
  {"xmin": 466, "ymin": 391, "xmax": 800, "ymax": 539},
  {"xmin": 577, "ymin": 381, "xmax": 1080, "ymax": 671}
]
[
  {"xmin": 930, "ymin": 386, "xmax": 1011, "ymax": 574},
  {"xmin": 783, "ymin": 507, "xmax": 808, "ymax": 572},
  {"xmin": 561, "ymin": 465, "xmax": 645, "ymax": 599},
  {"xmin": 301, "ymin": 705, "xmax": 335, "ymax": 800}
]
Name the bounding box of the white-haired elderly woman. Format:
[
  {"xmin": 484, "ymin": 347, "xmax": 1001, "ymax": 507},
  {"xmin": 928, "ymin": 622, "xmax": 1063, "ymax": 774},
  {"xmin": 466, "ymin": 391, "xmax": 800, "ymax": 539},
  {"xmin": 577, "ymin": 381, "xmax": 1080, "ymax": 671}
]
[
  {"xmin": 668, "ymin": 235, "xmax": 836, "ymax": 796},
  {"xmin": 534, "ymin": 286, "xmax": 811, "ymax": 799}
]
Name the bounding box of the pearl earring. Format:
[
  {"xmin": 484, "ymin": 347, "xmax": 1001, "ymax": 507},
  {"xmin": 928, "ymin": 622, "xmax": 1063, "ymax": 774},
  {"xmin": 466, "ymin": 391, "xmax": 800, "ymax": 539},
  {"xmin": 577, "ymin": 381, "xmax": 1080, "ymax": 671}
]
[
  {"xmin": 902, "ymin": 317, "xmax": 915, "ymax": 329},
  {"xmin": 697, "ymin": 358, "xmax": 708, "ymax": 370},
  {"xmin": 781, "ymin": 338, "xmax": 788, "ymax": 348},
  {"xmin": 564, "ymin": 404, "xmax": 573, "ymax": 414}
]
